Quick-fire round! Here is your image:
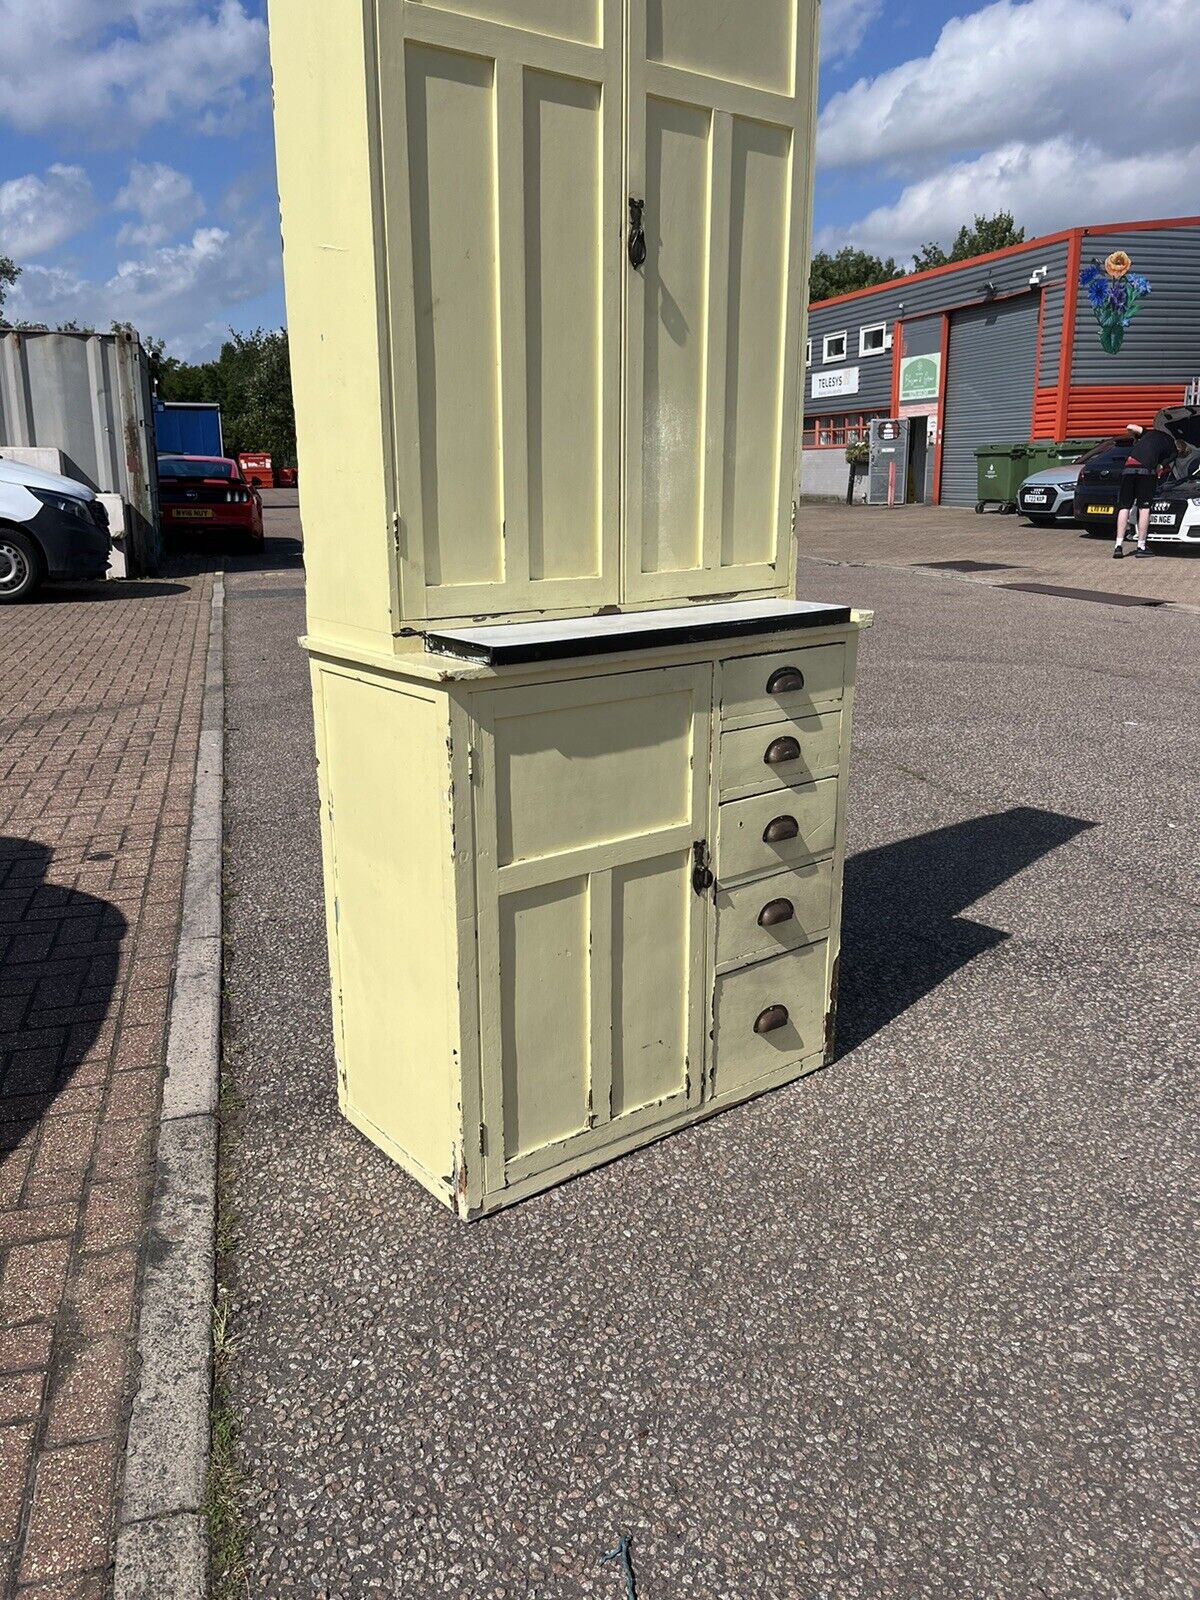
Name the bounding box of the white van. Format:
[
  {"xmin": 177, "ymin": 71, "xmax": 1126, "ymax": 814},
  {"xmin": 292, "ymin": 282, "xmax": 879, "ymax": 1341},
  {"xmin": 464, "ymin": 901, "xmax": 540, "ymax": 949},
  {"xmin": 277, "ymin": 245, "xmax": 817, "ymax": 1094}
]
[{"xmin": 0, "ymin": 456, "xmax": 111, "ymax": 602}]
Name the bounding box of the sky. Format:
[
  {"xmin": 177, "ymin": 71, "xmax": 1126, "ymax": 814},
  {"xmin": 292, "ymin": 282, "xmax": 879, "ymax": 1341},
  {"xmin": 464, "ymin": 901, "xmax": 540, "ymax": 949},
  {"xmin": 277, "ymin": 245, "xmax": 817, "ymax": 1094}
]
[{"xmin": 0, "ymin": 0, "xmax": 1195, "ymax": 360}]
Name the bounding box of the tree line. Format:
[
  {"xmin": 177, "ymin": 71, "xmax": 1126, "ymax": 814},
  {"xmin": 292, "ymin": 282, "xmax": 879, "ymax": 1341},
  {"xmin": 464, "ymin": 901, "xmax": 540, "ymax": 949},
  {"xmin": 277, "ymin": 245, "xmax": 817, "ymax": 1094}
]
[{"xmin": 808, "ymin": 212, "xmax": 1025, "ymax": 302}]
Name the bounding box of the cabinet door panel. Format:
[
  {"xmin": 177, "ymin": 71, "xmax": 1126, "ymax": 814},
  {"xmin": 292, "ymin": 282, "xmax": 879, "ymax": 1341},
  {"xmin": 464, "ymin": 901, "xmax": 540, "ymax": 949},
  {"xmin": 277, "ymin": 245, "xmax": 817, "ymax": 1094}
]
[
  {"xmin": 499, "ymin": 878, "xmax": 591, "ymax": 1157},
  {"xmin": 380, "ymin": 1, "xmax": 621, "ymax": 619},
  {"xmin": 647, "ymin": 0, "xmax": 795, "ymax": 93},
  {"xmin": 625, "ymin": 0, "xmax": 816, "ymax": 602},
  {"xmin": 474, "ymin": 665, "xmax": 711, "ymax": 1191},
  {"xmin": 416, "ymin": 0, "xmax": 602, "ymax": 47},
  {"xmin": 405, "ymin": 45, "xmax": 504, "ymax": 589},
  {"xmin": 637, "ymin": 97, "xmax": 710, "ymax": 579},
  {"xmin": 612, "ymin": 852, "xmax": 693, "ymax": 1115}
]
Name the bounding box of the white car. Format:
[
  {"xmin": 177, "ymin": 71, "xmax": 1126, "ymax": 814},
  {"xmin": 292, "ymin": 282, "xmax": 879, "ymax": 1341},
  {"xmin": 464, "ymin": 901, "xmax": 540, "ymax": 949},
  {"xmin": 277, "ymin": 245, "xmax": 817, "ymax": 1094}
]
[
  {"xmin": 1147, "ymin": 455, "xmax": 1200, "ymax": 546},
  {"xmin": 1016, "ymin": 463, "xmax": 1082, "ymax": 524},
  {"xmin": 0, "ymin": 456, "xmax": 110, "ymax": 602}
]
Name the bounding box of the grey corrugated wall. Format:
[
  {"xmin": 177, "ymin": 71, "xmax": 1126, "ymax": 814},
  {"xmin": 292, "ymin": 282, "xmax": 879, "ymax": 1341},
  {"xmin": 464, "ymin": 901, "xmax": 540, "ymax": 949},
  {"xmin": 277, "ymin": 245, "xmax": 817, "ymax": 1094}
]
[
  {"xmin": 940, "ymin": 295, "xmax": 1039, "ymax": 506},
  {"xmin": 1071, "ymin": 225, "xmax": 1200, "ymax": 384},
  {"xmin": 804, "ymin": 235, "xmax": 1071, "ymax": 415}
]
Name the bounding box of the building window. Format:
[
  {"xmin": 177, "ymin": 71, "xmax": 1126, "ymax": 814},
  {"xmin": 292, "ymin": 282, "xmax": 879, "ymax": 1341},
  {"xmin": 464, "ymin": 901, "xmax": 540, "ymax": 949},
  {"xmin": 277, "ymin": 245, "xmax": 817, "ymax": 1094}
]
[
  {"xmin": 859, "ymin": 322, "xmax": 890, "ymax": 356},
  {"xmin": 822, "ymin": 331, "xmax": 847, "ymax": 363},
  {"xmin": 803, "ymin": 411, "xmax": 886, "ymax": 448},
  {"xmin": 805, "ymin": 338, "xmax": 813, "ymax": 365}
]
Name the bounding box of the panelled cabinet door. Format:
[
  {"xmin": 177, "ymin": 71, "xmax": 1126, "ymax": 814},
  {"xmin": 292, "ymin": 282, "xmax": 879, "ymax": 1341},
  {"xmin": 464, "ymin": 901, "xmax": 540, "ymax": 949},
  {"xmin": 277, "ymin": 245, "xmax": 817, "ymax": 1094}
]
[
  {"xmin": 472, "ymin": 665, "xmax": 711, "ymax": 1193},
  {"xmin": 379, "ymin": 0, "xmax": 623, "ymax": 620},
  {"xmin": 623, "ymin": 0, "xmax": 816, "ymax": 602}
]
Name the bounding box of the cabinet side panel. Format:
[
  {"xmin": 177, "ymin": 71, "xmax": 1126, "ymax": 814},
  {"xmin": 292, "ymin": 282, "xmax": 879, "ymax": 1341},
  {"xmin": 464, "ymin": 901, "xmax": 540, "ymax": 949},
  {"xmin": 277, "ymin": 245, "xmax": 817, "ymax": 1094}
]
[
  {"xmin": 268, "ymin": 0, "xmax": 394, "ymax": 650},
  {"xmin": 317, "ymin": 668, "xmax": 459, "ymax": 1184}
]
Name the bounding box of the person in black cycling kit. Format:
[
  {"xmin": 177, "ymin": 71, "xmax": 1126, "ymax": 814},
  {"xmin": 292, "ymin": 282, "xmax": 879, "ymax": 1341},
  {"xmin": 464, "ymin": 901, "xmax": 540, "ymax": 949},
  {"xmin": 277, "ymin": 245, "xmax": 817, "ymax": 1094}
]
[{"xmin": 1114, "ymin": 423, "xmax": 1179, "ymax": 558}]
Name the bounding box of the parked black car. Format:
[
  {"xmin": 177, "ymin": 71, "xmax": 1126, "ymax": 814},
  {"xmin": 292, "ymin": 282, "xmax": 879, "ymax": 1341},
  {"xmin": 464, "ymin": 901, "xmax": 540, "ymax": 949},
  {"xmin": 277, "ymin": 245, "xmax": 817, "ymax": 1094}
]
[{"xmin": 1073, "ymin": 407, "xmax": 1200, "ymax": 536}]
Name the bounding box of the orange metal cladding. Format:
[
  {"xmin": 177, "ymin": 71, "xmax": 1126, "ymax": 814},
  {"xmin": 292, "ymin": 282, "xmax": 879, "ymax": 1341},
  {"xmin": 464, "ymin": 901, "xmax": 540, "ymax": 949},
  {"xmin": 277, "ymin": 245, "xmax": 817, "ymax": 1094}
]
[
  {"xmin": 1032, "ymin": 387, "xmax": 1058, "ymax": 439},
  {"xmin": 1066, "ymin": 384, "xmax": 1188, "ymax": 436}
]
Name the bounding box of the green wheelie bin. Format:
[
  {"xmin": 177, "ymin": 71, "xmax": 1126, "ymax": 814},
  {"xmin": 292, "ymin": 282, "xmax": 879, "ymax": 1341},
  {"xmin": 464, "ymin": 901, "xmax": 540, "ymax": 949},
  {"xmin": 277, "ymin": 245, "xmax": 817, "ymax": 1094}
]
[{"xmin": 974, "ymin": 442, "xmax": 1030, "ymax": 513}]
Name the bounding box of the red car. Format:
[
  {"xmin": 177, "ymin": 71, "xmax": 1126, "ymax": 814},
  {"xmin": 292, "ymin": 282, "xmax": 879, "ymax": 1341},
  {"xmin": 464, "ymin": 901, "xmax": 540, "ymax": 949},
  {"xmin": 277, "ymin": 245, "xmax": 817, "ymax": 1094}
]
[{"xmin": 158, "ymin": 454, "xmax": 264, "ymax": 547}]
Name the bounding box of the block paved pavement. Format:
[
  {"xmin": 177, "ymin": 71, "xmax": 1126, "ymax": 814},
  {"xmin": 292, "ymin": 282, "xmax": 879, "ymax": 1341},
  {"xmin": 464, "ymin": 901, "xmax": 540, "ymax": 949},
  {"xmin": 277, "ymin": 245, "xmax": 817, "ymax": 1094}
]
[
  {"xmin": 796, "ymin": 501, "xmax": 1200, "ymax": 607},
  {"xmin": 0, "ymin": 567, "xmax": 214, "ymax": 1594}
]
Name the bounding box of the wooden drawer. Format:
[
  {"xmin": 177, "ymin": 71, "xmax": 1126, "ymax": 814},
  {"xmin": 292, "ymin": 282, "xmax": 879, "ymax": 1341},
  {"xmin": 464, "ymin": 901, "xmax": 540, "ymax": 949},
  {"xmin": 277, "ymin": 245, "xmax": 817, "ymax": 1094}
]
[
  {"xmin": 719, "ymin": 710, "xmax": 841, "ymax": 800},
  {"xmin": 714, "ymin": 859, "xmax": 833, "ymax": 970},
  {"xmin": 711, "ymin": 942, "xmax": 829, "ymax": 1098},
  {"xmin": 721, "ymin": 642, "xmax": 844, "ymax": 725},
  {"xmin": 716, "ymin": 778, "xmax": 837, "ymax": 883}
]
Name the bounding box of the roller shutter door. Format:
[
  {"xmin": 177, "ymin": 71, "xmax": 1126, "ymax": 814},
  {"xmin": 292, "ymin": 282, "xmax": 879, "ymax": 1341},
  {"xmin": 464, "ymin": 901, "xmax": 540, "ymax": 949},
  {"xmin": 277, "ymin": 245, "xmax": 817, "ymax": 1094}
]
[{"xmin": 940, "ymin": 295, "xmax": 1038, "ymax": 505}]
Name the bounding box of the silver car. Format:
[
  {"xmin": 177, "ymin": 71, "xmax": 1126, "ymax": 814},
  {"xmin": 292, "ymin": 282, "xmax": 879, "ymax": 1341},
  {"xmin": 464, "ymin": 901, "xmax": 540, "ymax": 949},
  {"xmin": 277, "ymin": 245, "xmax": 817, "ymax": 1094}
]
[{"xmin": 1017, "ymin": 463, "xmax": 1082, "ymax": 524}]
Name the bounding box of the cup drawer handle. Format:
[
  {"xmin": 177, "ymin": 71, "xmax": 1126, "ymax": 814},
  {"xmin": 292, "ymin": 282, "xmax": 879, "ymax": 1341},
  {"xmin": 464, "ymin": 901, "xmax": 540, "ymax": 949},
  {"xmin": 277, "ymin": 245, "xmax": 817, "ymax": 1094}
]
[
  {"xmin": 754, "ymin": 1004, "xmax": 789, "ymax": 1035},
  {"xmin": 757, "ymin": 897, "xmax": 795, "ymax": 928},
  {"xmin": 766, "ymin": 666, "xmax": 805, "ymax": 695},
  {"xmin": 764, "ymin": 735, "xmax": 801, "ymax": 766},
  {"xmin": 762, "ymin": 815, "xmax": 799, "ymax": 843}
]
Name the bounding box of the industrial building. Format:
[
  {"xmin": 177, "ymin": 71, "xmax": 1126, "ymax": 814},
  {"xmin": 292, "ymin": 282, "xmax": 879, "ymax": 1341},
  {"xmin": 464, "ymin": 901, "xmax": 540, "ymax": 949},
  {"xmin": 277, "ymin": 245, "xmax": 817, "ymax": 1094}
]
[{"xmin": 801, "ymin": 215, "xmax": 1200, "ymax": 505}]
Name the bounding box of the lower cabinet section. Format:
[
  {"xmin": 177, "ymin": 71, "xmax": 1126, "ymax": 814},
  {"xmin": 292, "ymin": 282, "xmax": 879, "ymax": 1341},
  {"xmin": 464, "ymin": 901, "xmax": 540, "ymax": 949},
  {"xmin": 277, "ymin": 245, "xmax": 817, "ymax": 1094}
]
[{"xmin": 310, "ymin": 619, "xmax": 862, "ymax": 1217}]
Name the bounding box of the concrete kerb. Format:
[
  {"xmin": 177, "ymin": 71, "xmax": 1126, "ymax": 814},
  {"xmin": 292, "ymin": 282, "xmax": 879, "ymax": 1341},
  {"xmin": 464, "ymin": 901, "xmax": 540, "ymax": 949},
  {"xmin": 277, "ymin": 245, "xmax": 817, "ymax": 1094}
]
[{"xmin": 114, "ymin": 572, "xmax": 225, "ymax": 1600}]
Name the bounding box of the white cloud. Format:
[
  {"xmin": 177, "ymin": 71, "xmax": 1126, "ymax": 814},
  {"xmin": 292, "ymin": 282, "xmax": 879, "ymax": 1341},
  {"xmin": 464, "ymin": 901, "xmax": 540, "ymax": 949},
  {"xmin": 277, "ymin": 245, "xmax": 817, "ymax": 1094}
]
[
  {"xmin": 0, "ymin": 165, "xmax": 96, "ymax": 258},
  {"xmin": 0, "ymin": 0, "xmax": 268, "ymax": 140},
  {"xmin": 5, "ymin": 213, "xmax": 281, "ymax": 358},
  {"xmin": 820, "ymin": 0, "xmax": 882, "ymax": 62},
  {"xmin": 816, "ymin": 136, "xmax": 1200, "ymax": 262},
  {"xmin": 818, "ymin": 0, "xmax": 1200, "ymax": 170},
  {"xmin": 115, "ymin": 160, "xmax": 204, "ymax": 248}
]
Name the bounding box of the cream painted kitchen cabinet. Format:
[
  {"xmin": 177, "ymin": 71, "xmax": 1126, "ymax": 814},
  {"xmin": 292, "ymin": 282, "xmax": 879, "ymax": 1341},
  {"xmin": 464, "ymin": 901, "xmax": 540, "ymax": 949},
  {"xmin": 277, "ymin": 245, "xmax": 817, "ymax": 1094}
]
[
  {"xmin": 271, "ymin": 0, "xmax": 867, "ymax": 1216},
  {"xmin": 271, "ymin": 0, "xmax": 820, "ymax": 646},
  {"xmin": 308, "ymin": 610, "xmax": 867, "ymax": 1217}
]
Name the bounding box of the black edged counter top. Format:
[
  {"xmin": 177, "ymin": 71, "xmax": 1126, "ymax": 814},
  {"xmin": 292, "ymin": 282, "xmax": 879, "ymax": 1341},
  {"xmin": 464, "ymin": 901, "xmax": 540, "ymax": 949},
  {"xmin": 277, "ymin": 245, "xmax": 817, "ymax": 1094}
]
[{"xmin": 422, "ymin": 598, "xmax": 853, "ymax": 666}]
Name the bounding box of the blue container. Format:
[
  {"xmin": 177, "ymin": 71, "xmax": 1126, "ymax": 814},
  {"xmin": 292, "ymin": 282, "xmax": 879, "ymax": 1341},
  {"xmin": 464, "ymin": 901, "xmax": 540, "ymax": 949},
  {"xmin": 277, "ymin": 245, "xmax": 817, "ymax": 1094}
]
[{"xmin": 153, "ymin": 401, "xmax": 224, "ymax": 457}]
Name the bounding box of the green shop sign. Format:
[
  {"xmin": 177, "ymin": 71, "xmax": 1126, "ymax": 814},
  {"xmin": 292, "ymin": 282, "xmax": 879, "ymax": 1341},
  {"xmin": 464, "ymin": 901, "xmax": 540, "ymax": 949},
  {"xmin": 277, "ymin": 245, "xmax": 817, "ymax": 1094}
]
[{"xmin": 899, "ymin": 353, "xmax": 941, "ymax": 403}]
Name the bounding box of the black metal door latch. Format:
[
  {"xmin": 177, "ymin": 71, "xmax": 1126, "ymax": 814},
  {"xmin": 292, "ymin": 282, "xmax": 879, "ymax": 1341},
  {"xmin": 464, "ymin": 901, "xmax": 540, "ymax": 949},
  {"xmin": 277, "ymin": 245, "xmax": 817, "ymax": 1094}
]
[
  {"xmin": 628, "ymin": 197, "xmax": 646, "ymax": 269},
  {"xmin": 692, "ymin": 839, "xmax": 713, "ymax": 896}
]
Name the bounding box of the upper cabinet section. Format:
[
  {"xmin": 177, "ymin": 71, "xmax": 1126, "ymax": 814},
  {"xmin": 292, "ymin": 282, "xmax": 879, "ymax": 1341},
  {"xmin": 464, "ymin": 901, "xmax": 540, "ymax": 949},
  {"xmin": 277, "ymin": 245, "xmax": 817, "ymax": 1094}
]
[{"xmin": 271, "ymin": 0, "xmax": 819, "ymax": 640}]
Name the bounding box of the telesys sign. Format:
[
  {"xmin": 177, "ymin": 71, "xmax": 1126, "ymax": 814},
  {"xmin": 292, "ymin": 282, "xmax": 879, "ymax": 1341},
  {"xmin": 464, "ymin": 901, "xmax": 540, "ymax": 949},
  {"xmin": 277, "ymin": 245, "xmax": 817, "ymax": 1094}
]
[
  {"xmin": 898, "ymin": 353, "xmax": 941, "ymax": 403},
  {"xmin": 811, "ymin": 366, "xmax": 860, "ymax": 399}
]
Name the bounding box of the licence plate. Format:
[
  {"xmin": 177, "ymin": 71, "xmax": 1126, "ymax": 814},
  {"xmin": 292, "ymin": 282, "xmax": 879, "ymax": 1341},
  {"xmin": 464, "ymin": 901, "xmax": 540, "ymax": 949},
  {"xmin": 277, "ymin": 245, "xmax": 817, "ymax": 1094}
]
[
  {"xmin": 1086, "ymin": 503, "xmax": 1114, "ymax": 515},
  {"xmin": 1024, "ymin": 491, "xmax": 1049, "ymax": 504},
  {"xmin": 1149, "ymin": 512, "xmax": 1176, "ymax": 526},
  {"xmin": 173, "ymin": 507, "xmax": 214, "ymax": 519}
]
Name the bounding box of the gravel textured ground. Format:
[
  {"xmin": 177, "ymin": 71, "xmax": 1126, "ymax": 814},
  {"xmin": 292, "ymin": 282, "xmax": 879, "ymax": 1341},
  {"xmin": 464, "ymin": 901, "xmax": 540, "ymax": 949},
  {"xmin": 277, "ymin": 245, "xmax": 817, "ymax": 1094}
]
[{"xmin": 220, "ymin": 501, "xmax": 1199, "ymax": 1598}]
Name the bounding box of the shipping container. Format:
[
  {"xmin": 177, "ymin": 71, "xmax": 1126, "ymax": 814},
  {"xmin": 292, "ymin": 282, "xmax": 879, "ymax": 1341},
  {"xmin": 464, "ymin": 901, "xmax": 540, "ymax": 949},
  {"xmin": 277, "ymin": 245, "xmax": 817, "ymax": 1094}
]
[
  {"xmin": 0, "ymin": 327, "xmax": 160, "ymax": 574},
  {"xmin": 153, "ymin": 400, "xmax": 224, "ymax": 458}
]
